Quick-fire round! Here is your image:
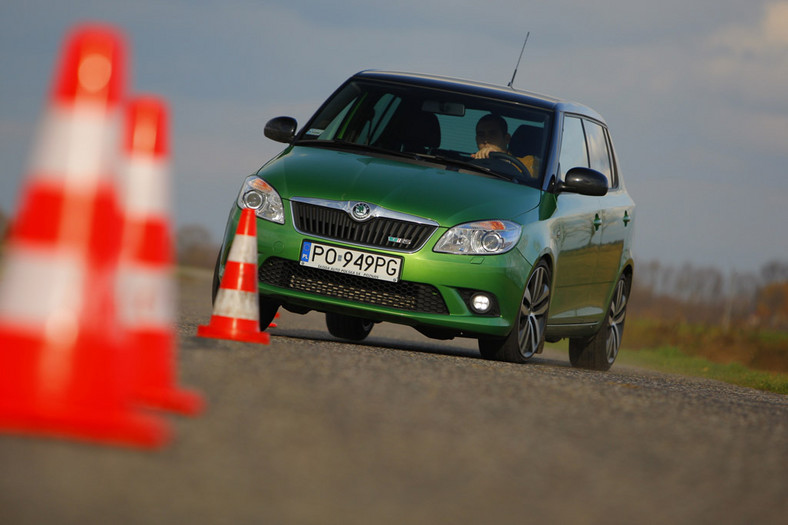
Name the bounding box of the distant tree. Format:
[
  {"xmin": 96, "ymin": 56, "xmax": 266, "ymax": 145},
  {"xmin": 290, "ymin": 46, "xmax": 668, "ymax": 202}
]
[
  {"xmin": 760, "ymin": 260, "xmax": 788, "ymax": 284},
  {"xmin": 629, "ymin": 259, "xmax": 769, "ymax": 326},
  {"xmin": 755, "ymin": 281, "xmax": 788, "ymax": 329},
  {"xmin": 0, "ymin": 207, "xmax": 8, "ymax": 243},
  {"xmin": 176, "ymin": 224, "xmax": 219, "ymax": 269}
]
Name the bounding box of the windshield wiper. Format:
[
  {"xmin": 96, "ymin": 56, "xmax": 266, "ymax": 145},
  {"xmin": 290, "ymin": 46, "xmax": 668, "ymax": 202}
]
[{"xmin": 412, "ymin": 153, "xmax": 524, "ymax": 184}]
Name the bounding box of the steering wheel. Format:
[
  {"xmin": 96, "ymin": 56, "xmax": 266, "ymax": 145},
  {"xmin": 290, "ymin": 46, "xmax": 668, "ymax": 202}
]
[{"xmin": 488, "ymin": 151, "xmax": 531, "ymax": 178}]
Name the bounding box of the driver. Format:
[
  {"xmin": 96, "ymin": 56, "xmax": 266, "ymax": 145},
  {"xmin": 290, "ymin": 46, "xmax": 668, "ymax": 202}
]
[
  {"xmin": 471, "ymin": 114, "xmax": 509, "ymax": 160},
  {"xmin": 471, "ymin": 113, "xmax": 540, "ymax": 177}
]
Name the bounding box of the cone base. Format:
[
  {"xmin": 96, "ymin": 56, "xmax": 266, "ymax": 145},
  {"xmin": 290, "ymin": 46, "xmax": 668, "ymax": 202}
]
[
  {"xmin": 0, "ymin": 327, "xmax": 170, "ymax": 448},
  {"xmin": 0, "ymin": 404, "xmax": 170, "ymax": 449},
  {"xmin": 197, "ymin": 323, "xmax": 270, "ymax": 344},
  {"xmin": 135, "ymin": 387, "xmax": 206, "ymax": 416}
]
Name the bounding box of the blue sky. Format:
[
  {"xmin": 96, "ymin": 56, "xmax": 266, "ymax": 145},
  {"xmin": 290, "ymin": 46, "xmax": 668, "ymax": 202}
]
[{"xmin": 1, "ymin": 0, "xmax": 787, "ymax": 272}]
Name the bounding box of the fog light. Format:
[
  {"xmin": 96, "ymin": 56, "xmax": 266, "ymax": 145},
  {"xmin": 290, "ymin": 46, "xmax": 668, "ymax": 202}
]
[
  {"xmin": 243, "ymin": 190, "xmax": 264, "ymax": 209},
  {"xmin": 470, "ymin": 293, "xmax": 492, "ymax": 314}
]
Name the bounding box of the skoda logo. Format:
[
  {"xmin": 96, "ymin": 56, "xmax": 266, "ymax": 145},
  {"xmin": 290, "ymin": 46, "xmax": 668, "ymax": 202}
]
[{"xmin": 351, "ymin": 202, "xmax": 372, "ymax": 221}]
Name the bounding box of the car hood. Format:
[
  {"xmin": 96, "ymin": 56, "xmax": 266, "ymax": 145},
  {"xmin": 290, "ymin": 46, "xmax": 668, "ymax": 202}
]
[{"xmin": 257, "ymin": 146, "xmax": 542, "ymax": 226}]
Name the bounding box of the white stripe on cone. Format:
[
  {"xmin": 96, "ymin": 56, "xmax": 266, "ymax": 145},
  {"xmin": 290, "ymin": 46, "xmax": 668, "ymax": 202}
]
[
  {"xmin": 116, "ymin": 266, "xmax": 175, "ymax": 329},
  {"xmin": 226, "ymin": 230, "xmax": 257, "ymax": 266},
  {"xmin": 212, "ymin": 288, "xmax": 259, "ymax": 321},
  {"xmin": 31, "ymin": 106, "xmax": 118, "ymax": 185},
  {"xmin": 120, "ymin": 157, "xmax": 169, "ymax": 217},
  {"xmin": 0, "ymin": 246, "xmax": 84, "ymax": 342}
]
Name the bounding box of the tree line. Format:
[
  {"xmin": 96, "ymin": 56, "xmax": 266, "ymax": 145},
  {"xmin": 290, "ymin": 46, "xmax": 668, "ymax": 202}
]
[{"xmin": 630, "ymin": 259, "xmax": 788, "ymax": 330}]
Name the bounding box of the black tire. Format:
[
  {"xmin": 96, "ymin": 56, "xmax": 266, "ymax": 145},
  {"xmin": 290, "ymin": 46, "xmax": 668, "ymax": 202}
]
[
  {"xmin": 478, "ymin": 260, "xmax": 551, "ymax": 363},
  {"xmin": 569, "ymin": 273, "xmax": 630, "ymax": 371},
  {"xmin": 258, "ymin": 296, "xmax": 279, "ymax": 331},
  {"xmin": 211, "ymin": 251, "xmax": 221, "ymax": 304},
  {"xmin": 325, "ymin": 312, "xmax": 374, "ymax": 341}
]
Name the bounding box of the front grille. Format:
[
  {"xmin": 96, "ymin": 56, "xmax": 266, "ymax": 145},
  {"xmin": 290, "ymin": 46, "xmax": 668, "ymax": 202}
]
[
  {"xmin": 292, "ymin": 201, "xmax": 437, "ymax": 251},
  {"xmin": 259, "ymin": 258, "xmax": 448, "ymax": 314}
]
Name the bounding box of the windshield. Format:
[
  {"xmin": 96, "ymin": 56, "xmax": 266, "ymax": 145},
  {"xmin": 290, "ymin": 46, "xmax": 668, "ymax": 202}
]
[{"xmin": 297, "ymin": 79, "xmax": 552, "ymax": 187}]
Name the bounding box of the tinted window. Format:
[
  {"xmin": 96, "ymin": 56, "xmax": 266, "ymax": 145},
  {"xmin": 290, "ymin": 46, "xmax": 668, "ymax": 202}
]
[
  {"xmin": 584, "ymin": 119, "xmax": 613, "ymax": 187},
  {"xmin": 558, "ymin": 116, "xmax": 588, "ymax": 179}
]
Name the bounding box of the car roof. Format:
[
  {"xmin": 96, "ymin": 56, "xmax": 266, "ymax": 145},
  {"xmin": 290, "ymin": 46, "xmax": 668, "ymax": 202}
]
[{"xmin": 353, "ymin": 70, "xmax": 607, "ymax": 124}]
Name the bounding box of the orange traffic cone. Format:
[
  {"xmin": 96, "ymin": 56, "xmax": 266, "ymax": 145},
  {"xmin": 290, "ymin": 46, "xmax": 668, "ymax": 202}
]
[
  {"xmin": 0, "ymin": 25, "xmax": 169, "ymax": 448},
  {"xmin": 197, "ymin": 208, "xmax": 270, "ymax": 343},
  {"xmin": 118, "ymin": 97, "xmax": 205, "ymax": 415}
]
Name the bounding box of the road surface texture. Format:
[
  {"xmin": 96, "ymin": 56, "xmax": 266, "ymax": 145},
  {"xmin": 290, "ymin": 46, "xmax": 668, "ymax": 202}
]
[{"xmin": 2, "ymin": 269, "xmax": 787, "ymax": 524}]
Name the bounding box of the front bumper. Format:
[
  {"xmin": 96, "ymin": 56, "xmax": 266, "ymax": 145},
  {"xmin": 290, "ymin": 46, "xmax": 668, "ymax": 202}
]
[{"xmin": 219, "ymin": 205, "xmax": 531, "ymax": 338}]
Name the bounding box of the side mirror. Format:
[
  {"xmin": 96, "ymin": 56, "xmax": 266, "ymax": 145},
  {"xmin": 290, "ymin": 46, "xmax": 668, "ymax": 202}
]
[
  {"xmin": 558, "ymin": 167, "xmax": 608, "ymax": 196},
  {"xmin": 264, "ymin": 116, "xmax": 297, "ymax": 143}
]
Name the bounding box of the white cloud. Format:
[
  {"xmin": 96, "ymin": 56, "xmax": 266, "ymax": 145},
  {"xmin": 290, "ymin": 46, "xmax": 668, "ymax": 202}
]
[
  {"xmin": 704, "ymin": 2, "xmax": 788, "ymax": 84},
  {"xmin": 693, "ymin": 2, "xmax": 788, "ymax": 158},
  {"xmin": 765, "ymin": 2, "xmax": 788, "ymax": 45}
]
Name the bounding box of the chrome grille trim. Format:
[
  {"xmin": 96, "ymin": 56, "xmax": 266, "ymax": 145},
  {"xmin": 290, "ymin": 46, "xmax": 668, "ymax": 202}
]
[{"xmin": 290, "ymin": 197, "xmax": 438, "ymax": 253}]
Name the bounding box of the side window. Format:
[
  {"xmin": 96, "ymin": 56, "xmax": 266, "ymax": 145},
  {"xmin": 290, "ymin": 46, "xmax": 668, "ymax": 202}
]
[
  {"xmin": 558, "ymin": 116, "xmax": 588, "ymax": 180},
  {"xmin": 584, "ymin": 119, "xmax": 613, "ymax": 187}
]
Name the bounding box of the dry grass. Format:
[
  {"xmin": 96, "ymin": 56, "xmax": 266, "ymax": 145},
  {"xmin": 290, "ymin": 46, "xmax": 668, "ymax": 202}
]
[{"xmin": 624, "ymin": 318, "xmax": 788, "ymax": 374}]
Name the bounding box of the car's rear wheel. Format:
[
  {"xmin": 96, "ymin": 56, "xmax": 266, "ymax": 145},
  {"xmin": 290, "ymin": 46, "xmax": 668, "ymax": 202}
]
[
  {"xmin": 478, "ymin": 260, "xmax": 551, "ymax": 363},
  {"xmin": 569, "ymin": 273, "xmax": 630, "ymax": 371},
  {"xmin": 326, "ymin": 312, "xmax": 374, "ymax": 341}
]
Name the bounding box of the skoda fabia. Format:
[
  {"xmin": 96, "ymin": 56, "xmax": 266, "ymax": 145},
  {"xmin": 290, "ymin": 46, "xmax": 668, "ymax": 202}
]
[{"xmin": 213, "ymin": 70, "xmax": 635, "ymax": 370}]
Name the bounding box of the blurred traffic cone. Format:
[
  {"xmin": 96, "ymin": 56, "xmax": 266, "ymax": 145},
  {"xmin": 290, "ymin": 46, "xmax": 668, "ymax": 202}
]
[
  {"xmin": 269, "ymin": 312, "xmax": 280, "ymax": 329},
  {"xmin": 0, "ymin": 25, "xmax": 169, "ymax": 448},
  {"xmin": 118, "ymin": 97, "xmax": 205, "ymax": 415},
  {"xmin": 197, "ymin": 208, "xmax": 270, "ymax": 343}
]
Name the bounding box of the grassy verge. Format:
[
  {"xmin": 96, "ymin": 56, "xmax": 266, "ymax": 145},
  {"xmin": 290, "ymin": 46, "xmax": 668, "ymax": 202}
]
[{"xmin": 617, "ymin": 345, "xmax": 788, "ymax": 395}]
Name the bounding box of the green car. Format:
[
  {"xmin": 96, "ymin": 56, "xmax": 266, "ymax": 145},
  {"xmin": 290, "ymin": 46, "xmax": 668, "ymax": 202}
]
[{"xmin": 213, "ymin": 70, "xmax": 635, "ymax": 370}]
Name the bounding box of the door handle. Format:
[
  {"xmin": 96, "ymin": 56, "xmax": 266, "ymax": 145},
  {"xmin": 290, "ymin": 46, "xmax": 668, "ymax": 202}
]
[
  {"xmin": 623, "ymin": 211, "xmax": 631, "ymax": 226},
  {"xmin": 593, "ymin": 214, "xmax": 602, "ymax": 231}
]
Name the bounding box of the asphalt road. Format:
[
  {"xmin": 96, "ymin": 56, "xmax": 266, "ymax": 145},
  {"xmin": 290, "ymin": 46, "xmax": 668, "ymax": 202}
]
[{"xmin": 2, "ymin": 269, "xmax": 787, "ymax": 525}]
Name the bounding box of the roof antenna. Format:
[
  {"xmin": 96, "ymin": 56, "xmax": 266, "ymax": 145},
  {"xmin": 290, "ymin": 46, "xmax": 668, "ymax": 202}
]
[{"xmin": 507, "ymin": 32, "xmax": 530, "ymax": 88}]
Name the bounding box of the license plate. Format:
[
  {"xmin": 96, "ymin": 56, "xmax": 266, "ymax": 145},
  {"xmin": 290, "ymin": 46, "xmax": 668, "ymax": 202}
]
[{"xmin": 299, "ymin": 241, "xmax": 402, "ymax": 283}]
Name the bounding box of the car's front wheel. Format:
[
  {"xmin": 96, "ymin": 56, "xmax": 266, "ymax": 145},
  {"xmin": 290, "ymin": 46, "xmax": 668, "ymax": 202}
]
[
  {"xmin": 569, "ymin": 273, "xmax": 630, "ymax": 371},
  {"xmin": 478, "ymin": 260, "xmax": 551, "ymax": 363},
  {"xmin": 258, "ymin": 297, "xmax": 279, "ymax": 331},
  {"xmin": 325, "ymin": 312, "xmax": 374, "ymax": 341},
  {"xmin": 211, "ymin": 251, "xmax": 222, "ymax": 304}
]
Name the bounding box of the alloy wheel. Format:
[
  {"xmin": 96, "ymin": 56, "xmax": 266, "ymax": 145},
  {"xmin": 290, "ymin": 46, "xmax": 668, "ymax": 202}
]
[
  {"xmin": 518, "ymin": 264, "xmax": 551, "ymax": 359},
  {"xmin": 605, "ymin": 278, "xmax": 628, "ymax": 364}
]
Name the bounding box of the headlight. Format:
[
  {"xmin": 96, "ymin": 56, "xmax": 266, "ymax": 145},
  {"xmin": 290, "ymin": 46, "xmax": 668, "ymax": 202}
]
[
  {"xmin": 237, "ymin": 175, "xmax": 284, "ymax": 224},
  {"xmin": 433, "ymin": 220, "xmax": 521, "ymax": 255}
]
